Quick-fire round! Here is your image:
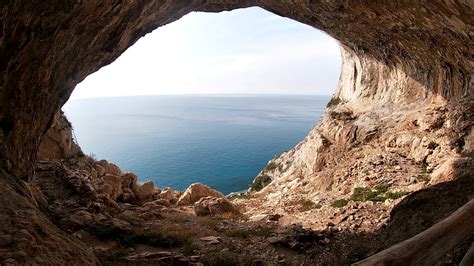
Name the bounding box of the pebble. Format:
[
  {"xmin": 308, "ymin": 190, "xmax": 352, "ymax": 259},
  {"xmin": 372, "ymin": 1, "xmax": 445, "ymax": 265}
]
[
  {"xmin": 267, "ymin": 236, "xmax": 282, "ymax": 244},
  {"xmin": 199, "ymin": 236, "xmax": 221, "ymax": 245}
]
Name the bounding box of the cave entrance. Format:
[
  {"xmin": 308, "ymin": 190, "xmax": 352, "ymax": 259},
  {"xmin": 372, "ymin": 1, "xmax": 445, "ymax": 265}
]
[{"xmin": 63, "ymin": 7, "xmax": 341, "ymax": 194}]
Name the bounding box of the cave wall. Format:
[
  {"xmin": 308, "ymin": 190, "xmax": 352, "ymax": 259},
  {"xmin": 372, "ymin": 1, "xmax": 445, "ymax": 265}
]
[
  {"xmin": 1, "ymin": 1, "xmax": 472, "ymax": 181},
  {"xmin": 0, "ymin": 0, "xmax": 472, "ymax": 264},
  {"xmin": 36, "ymin": 111, "xmax": 83, "ymax": 161}
]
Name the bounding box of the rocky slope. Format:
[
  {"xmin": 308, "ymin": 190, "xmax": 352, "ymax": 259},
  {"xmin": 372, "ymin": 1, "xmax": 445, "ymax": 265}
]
[
  {"xmin": 4, "ymin": 104, "xmax": 467, "ymax": 265},
  {"xmin": 0, "ymin": 1, "xmax": 473, "ymax": 264},
  {"xmin": 246, "ymin": 90, "xmax": 473, "ymax": 227}
]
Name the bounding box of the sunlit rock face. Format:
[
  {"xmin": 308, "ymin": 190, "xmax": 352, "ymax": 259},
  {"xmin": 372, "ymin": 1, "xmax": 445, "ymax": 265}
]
[
  {"xmin": 36, "ymin": 111, "xmax": 83, "ymax": 160},
  {"xmin": 0, "ymin": 1, "xmax": 472, "ymax": 178},
  {"xmin": 0, "ymin": 0, "xmax": 472, "ymax": 263}
]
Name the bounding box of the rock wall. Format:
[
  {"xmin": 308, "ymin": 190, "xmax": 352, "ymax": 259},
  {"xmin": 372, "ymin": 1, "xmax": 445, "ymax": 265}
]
[
  {"xmin": 37, "ymin": 111, "xmax": 83, "ymax": 160},
  {"xmin": 0, "ymin": 1, "xmax": 472, "ymax": 180},
  {"xmin": 0, "ymin": 1, "xmax": 472, "ymax": 264}
]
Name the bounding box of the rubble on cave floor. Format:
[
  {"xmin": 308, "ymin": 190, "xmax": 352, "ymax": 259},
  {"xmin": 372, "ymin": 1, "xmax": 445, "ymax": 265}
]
[
  {"xmin": 24, "ymin": 154, "xmax": 472, "ymax": 265},
  {"xmin": 28, "ymin": 156, "xmax": 376, "ymax": 264}
]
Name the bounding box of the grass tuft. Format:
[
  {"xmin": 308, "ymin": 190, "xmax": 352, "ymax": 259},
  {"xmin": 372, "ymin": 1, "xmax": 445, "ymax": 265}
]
[
  {"xmin": 331, "ymin": 199, "xmax": 349, "ymax": 208},
  {"xmin": 228, "ymin": 193, "xmax": 251, "ymax": 201},
  {"xmin": 326, "ymin": 97, "xmax": 342, "ymax": 108},
  {"xmin": 374, "ymin": 183, "xmax": 390, "ymax": 193},
  {"xmin": 351, "ymin": 187, "xmax": 407, "ymax": 203},
  {"xmin": 264, "ymin": 162, "xmax": 278, "ymax": 171},
  {"xmin": 225, "ymin": 229, "xmax": 250, "ymax": 239},
  {"xmin": 180, "ymin": 243, "xmax": 200, "ymax": 256},
  {"xmin": 199, "ymin": 218, "xmax": 220, "ymax": 229},
  {"xmin": 416, "ymin": 174, "xmax": 430, "ymax": 182},
  {"xmin": 253, "ymin": 225, "xmax": 273, "ymax": 237},
  {"xmin": 290, "ymin": 199, "xmax": 321, "ymax": 212},
  {"xmin": 251, "ymin": 174, "xmax": 272, "ymax": 191},
  {"xmin": 386, "ymin": 191, "xmax": 407, "ymax": 199}
]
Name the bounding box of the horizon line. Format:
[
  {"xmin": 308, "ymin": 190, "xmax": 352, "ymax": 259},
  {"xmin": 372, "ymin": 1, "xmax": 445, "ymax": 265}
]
[{"xmin": 68, "ymin": 92, "xmax": 334, "ymax": 101}]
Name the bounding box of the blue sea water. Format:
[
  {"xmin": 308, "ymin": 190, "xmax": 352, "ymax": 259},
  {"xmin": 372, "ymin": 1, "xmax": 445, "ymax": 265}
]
[{"xmin": 63, "ymin": 95, "xmax": 329, "ymax": 195}]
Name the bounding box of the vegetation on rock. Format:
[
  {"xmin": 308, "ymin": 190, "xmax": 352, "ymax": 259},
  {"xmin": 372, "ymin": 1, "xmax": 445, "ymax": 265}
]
[
  {"xmin": 331, "ymin": 199, "xmax": 349, "ymax": 208},
  {"xmin": 251, "ymin": 174, "xmax": 272, "ymax": 191},
  {"xmin": 225, "ymin": 229, "xmax": 250, "ymax": 239},
  {"xmin": 228, "ymin": 193, "xmax": 251, "ymax": 201},
  {"xmin": 290, "ymin": 199, "xmax": 322, "ymax": 212},
  {"xmin": 265, "ymin": 162, "xmax": 277, "ymax": 171},
  {"xmin": 351, "ymin": 187, "xmax": 407, "ymax": 202},
  {"xmin": 326, "ymin": 97, "xmax": 342, "ymax": 108}
]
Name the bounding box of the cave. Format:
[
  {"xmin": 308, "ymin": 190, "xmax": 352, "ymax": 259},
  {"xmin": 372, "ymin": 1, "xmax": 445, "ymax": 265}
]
[
  {"xmin": 63, "ymin": 7, "xmax": 341, "ymax": 195},
  {"xmin": 0, "ymin": 1, "xmax": 473, "ymax": 264}
]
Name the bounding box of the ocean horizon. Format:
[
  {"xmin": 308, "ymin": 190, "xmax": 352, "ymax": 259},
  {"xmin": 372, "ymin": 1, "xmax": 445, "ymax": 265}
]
[{"xmin": 64, "ymin": 94, "xmax": 329, "ymax": 194}]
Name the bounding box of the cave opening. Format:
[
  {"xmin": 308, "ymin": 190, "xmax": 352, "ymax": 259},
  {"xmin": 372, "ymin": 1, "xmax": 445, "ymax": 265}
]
[
  {"xmin": 1, "ymin": 2, "xmax": 472, "ymax": 264},
  {"xmin": 62, "ymin": 7, "xmax": 341, "ymax": 194}
]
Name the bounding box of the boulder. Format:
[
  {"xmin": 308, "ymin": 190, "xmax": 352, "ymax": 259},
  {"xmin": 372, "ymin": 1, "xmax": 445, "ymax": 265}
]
[
  {"xmin": 121, "ymin": 172, "xmax": 138, "ymax": 189},
  {"xmin": 36, "ymin": 111, "xmax": 84, "ymax": 160},
  {"xmin": 151, "ymin": 199, "xmax": 171, "ymax": 207},
  {"xmin": 194, "ymin": 196, "xmax": 238, "ymax": 216},
  {"xmin": 101, "ymin": 174, "xmax": 123, "ymax": 200},
  {"xmin": 142, "ymin": 201, "xmax": 166, "ymax": 211},
  {"xmin": 119, "ymin": 187, "xmax": 136, "ymax": 203},
  {"xmin": 135, "ymin": 181, "xmax": 157, "ymax": 201},
  {"xmin": 95, "ymin": 164, "xmax": 106, "ymax": 177},
  {"xmin": 98, "ymin": 160, "xmax": 122, "ymax": 176},
  {"xmin": 159, "ymin": 188, "xmax": 179, "ymax": 203},
  {"xmin": 177, "ymin": 183, "xmax": 224, "ymax": 205},
  {"xmin": 199, "ymin": 236, "xmax": 221, "ymax": 245}
]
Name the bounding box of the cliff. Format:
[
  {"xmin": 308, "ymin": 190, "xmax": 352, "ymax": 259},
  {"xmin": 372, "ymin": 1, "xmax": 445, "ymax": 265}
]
[{"xmin": 0, "ymin": 1, "xmax": 473, "ymax": 264}]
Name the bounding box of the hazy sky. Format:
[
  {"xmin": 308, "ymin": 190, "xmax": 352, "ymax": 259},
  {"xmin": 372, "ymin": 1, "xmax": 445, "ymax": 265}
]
[{"xmin": 70, "ymin": 7, "xmax": 341, "ymax": 99}]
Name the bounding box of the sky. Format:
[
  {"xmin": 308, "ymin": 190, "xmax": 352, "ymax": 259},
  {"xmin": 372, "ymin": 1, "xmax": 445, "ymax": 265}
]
[{"xmin": 70, "ymin": 7, "xmax": 341, "ymax": 99}]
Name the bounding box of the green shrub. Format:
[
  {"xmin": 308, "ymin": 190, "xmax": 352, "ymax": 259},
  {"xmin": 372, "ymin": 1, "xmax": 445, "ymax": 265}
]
[
  {"xmin": 350, "ymin": 187, "xmax": 407, "ymax": 202},
  {"xmin": 352, "ymin": 187, "xmax": 383, "ymax": 202},
  {"xmin": 225, "ymin": 229, "xmax": 250, "ymax": 239},
  {"xmin": 351, "ymin": 187, "xmax": 381, "ymax": 202},
  {"xmin": 228, "ymin": 193, "xmax": 250, "ymax": 201},
  {"xmin": 264, "ymin": 162, "xmax": 278, "ymax": 171},
  {"xmin": 291, "ymin": 199, "xmax": 321, "ymax": 212},
  {"xmin": 251, "ymin": 174, "xmax": 272, "ymax": 191},
  {"xmin": 331, "ymin": 199, "xmax": 348, "ymax": 208},
  {"xmin": 326, "ymin": 97, "xmax": 342, "ymax": 108},
  {"xmin": 416, "ymin": 174, "xmax": 430, "ymax": 182},
  {"xmin": 253, "ymin": 226, "xmax": 273, "ymax": 237},
  {"xmin": 375, "ymin": 183, "xmax": 390, "ymax": 193},
  {"xmin": 421, "ymin": 163, "xmax": 433, "ymax": 174},
  {"xmin": 386, "ymin": 191, "xmax": 407, "ymax": 199},
  {"xmin": 199, "ymin": 218, "xmax": 220, "ymax": 229},
  {"xmin": 180, "ymin": 243, "xmax": 200, "ymax": 256}
]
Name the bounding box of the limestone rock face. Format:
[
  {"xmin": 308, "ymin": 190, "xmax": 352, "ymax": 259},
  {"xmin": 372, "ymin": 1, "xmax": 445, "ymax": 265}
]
[
  {"xmin": 0, "ymin": 1, "xmax": 471, "ymax": 180},
  {"xmin": 0, "ymin": 1, "xmax": 472, "ymax": 264},
  {"xmin": 178, "ymin": 183, "xmax": 224, "ymax": 206},
  {"xmin": 194, "ymin": 196, "xmax": 239, "ymax": 216},
  {"xmin": 37, "ymin": 111, "xmax": 83, "ymax": 160},
  {"xmin": 159, "ymin": 188, "xmax": 179, "ymax": 204},
  {"xmin": 101, "ymin": 174, "xmax": 123, "ymax": 201},
  {"xmin": 135, "ymin": 181, "xmax": 158, "ymax": 202}
]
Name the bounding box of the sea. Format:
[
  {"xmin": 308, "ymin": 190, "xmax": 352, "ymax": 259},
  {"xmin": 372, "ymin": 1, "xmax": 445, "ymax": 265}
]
[{"xmin": 63, "ymin": 95, "xmax": 329, "ymax": 195}]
